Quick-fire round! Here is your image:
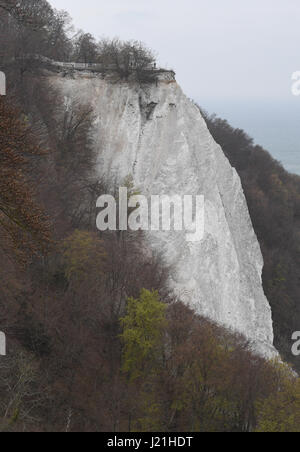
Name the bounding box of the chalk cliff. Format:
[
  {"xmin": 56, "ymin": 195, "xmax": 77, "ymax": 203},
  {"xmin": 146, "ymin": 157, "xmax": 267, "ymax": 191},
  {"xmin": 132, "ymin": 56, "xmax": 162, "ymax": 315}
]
[{"xmin": 52, "ymin": 70, "xmax": 277, "ymax": 357}]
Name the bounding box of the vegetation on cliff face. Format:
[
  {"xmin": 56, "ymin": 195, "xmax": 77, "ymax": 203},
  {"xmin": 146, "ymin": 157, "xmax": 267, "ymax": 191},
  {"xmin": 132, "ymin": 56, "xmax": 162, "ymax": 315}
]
[{"xmin": 0, "ymin": 0, "xmax": 299, "ymax": 432}]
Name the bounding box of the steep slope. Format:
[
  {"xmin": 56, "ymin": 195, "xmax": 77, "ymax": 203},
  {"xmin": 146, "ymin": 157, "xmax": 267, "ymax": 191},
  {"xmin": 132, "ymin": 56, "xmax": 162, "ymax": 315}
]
[{"xmin": 52, "ymin": 71, "xmax": 277, "ymax": 357}]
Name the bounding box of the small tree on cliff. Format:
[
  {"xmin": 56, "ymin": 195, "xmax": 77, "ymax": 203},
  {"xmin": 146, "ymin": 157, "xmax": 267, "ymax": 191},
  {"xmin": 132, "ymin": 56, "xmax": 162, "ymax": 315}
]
[
  {"xmin": 98, "ymin": 38, "xmax": 156, "ymax": 80},
  {"xmin": 73, "ymin": 32, "xmax": 98, "ymax": 64}
]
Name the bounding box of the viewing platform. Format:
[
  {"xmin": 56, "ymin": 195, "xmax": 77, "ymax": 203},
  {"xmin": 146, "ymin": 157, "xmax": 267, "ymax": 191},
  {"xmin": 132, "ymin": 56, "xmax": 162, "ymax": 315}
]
[{"xmin": 24, "ymin": 55, "xmax": 176, "ymax": 82}]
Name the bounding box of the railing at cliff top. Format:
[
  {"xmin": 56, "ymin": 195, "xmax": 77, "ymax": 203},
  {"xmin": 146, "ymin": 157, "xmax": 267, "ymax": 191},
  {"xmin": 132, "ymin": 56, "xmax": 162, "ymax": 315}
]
[
  {"xmin": 23, "ymin": 54, "xmax": 175, "ymax": 76},
  {"xmin": 53, "ymin": 60, "xmax": 175, "ymax": 75}
]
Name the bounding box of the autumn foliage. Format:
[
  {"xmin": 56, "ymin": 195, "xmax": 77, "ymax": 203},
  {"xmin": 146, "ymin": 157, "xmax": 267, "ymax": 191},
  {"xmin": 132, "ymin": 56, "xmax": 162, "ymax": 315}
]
[{"xmin": 0, "ymin": 97, "xmax": 51, "ymax": 261}]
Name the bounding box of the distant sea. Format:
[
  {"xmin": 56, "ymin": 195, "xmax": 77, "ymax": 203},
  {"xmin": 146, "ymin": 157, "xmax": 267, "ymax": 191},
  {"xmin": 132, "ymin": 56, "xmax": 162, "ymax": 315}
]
[{"xmin": 200, "ymin": 99, "xmax": 300, "ymax": 176}]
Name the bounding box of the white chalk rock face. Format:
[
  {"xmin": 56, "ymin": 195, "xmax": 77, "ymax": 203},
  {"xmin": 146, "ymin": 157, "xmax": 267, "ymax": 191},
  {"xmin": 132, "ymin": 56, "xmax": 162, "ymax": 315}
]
[{"xmin": 53, "ymin": 72, "xmax": 276, "ymax": 357}]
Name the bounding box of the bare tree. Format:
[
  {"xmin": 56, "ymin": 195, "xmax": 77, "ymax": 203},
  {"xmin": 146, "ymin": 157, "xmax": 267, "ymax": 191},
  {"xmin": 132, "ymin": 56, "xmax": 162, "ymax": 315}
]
[
  {"xmin": 98, "ymin": 38, "xmax": 156, "ymax": 80},
  {"xmin": 0, "ymin": 0, "xmax": 52, "ymax": 29},
  {"xmin": 73, "ymin": 32, "xmax": 98, "ymax": 64}
]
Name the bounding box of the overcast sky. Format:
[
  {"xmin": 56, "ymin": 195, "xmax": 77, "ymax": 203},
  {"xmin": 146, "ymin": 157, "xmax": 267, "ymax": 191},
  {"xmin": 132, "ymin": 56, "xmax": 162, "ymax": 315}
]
[{"xmin": 48, "ymin": 0, "xmax": 300, "ymax": 104}]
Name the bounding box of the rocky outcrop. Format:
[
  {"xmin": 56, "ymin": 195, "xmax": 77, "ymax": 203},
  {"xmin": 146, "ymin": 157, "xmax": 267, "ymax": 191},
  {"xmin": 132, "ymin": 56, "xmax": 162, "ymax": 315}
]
[{"xmin": 52, "ymin": 71, "xmax": 277, "ymax": 357}]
